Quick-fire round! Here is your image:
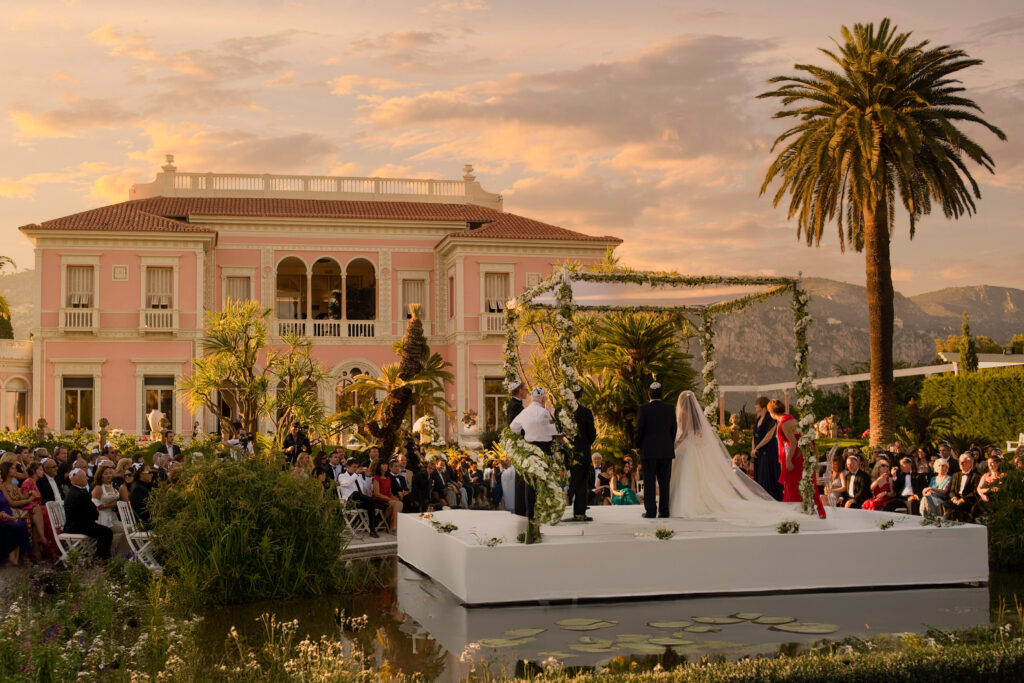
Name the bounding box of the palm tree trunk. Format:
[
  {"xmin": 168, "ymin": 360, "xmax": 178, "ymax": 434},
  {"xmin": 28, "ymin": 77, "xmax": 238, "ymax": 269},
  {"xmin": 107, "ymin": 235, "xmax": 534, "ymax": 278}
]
[{"xmin": 863, "ymin": 199, "xmax": 895, "ymax": 446}]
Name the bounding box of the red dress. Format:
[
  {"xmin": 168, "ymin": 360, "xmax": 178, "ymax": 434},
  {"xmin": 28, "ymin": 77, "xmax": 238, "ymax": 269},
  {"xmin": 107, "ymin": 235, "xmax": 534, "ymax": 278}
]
[
  {"xmin": 775, "ymin": 414, "xmax": 804, "ymax": 502},
  {"xmin": 861, "ymin": 478, "xmax": 892, "ymax": 511}
]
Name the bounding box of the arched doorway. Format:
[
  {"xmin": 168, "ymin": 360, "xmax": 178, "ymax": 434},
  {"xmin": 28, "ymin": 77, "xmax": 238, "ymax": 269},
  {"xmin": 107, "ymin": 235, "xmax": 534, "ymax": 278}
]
[
  {"xmin": 276, "ymin": 256, "xmax": 307, "ymax": 335},
  {"xmin": 311, "ymin": 257, "xmax": 343, "ymax": 337},
  {"xmin": 345, "ymin": 258, "xmax": 376, "ymax": 337}
]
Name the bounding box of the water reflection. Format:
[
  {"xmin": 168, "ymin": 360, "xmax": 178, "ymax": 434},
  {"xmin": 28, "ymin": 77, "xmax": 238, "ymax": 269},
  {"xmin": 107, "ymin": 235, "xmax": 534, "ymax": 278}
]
[{"xmin": 201, "ymin": 559, "xmax": 996, "ymax": 681}]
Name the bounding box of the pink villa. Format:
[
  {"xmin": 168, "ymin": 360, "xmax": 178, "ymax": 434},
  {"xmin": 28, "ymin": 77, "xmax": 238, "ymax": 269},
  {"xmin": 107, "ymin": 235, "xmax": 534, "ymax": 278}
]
[{"xmin": 0, "ymin": 158, "xmax": 620, "ymax": 442}]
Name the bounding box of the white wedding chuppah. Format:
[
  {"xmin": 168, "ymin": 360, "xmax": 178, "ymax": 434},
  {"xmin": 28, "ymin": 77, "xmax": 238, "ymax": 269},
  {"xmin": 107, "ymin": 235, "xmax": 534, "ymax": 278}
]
[{"xmin": 398, "ymin": 267, "xmax": 989, "ymax": 605}]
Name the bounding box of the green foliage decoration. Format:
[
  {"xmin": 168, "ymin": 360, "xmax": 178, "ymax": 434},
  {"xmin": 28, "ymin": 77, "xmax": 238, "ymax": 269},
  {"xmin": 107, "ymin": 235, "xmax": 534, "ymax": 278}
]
[
  {"xmin": 148, "ymin": 457, "xmax": 348, "ymax": 607},
  {"xmin": 921, "ymin": 367, "xmax": 1024, "ymax": 444},
  {"xmin": 959, "ymin": 312, "xmax": 980, "ymax": 374}
]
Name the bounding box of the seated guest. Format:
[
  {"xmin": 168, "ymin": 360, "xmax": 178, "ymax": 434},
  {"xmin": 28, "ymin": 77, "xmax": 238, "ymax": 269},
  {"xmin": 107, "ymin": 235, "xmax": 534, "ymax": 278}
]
[
  {"xmin": 822, "ymin": 456, "xmax": 845, "ymax": 507},
  {"xmin": 1, "ymin": 461, "xmax": 45, "ymax": 558},
  {"xmin": 886, "ymin": 456, "xmax": 927, "ymax": 514},
  {"xmin": 312, "ymin": 465, "xmax": 333, "ymax": 493},
  {"xmin": 973, "ymin": 455, "xmax": 1003, "ymax": 519},
  {"xmin": 920, "ymin": 459, "xmax": 953, "ymax": 517},
  {"xmin": 389, "ymin": 457, "xmax": 411, "ymax": 508},
  {"xmin": 337, "ymin": 458, "xmax": 379, "ymax": 538},
  {"xmin": 291, "ymin": 452, "xmax": 313, "ymax": 479},
  {"xmin": 588, "ymin": 453, "xmax": 604, "ymax": 505},
  {"xmin": 130, "ymin": 466, "xmax": 154, "ymax": 526},
  {"xmin": 861, "ymin": 461, "xmax": 893, "ymax": 510},
  {"xmin": 610, "ymin": 462, "xmax": 640, "ymax": 505},
  {"xmin": 371, "ymin": 459, "xmax": 403, "ymax": 529},
  {"xmin": 498, "ymin": 459, "xmax": 516, "ymax": 512},
  {"xmin": 63, "ymin": 467, "xmax": 112, "ymax": 559},
  {"xmin": 38, "ymin": 458, "xmax": 63, "ymax": 505},
  {"xmin": 595, "ymin": 462, "xmax": 613, "ymax": 505},
  {"xmin": 117, "ymin": 469, "xmax": 134, "ymax": 503},
  {"xmin": 0, "ymin": 487, "xmax": 32, "ymax": 566},
  {"xmin": 732, "ymin": 453, "xmax": 755, "ymax": 478},
  {"xmin": 944, "ymin": 453, "xmax": 981, "ymax": 522},
  {"xmin": 836, "ymin": 454, "xmax": 871, "ymax": 508}
]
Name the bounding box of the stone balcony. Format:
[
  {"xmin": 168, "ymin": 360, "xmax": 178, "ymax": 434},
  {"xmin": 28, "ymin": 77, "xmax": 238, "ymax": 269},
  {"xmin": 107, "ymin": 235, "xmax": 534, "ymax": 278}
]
[{"xmin": 130, "ymin": 157, "xmax": 503, "ymax": 211}]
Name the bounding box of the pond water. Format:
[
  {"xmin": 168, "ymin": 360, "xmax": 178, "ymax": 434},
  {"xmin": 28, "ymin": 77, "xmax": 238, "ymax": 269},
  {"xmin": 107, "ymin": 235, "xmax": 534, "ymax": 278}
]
[{"xmin": 201, "ymin": 560, "xmax": 1019, "ymax": 681}]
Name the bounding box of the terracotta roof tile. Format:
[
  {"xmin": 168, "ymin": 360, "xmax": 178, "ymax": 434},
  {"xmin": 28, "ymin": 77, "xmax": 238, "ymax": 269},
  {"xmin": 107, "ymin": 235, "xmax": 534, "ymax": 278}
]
[{"xmin": 19, "ymin": 196, "xmax": 621, "ymax": 243}]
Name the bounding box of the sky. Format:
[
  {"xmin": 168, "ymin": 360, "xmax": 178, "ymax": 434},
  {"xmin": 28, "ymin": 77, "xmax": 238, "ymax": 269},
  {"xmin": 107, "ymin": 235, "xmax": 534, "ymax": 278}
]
[{"xmin": 1, "ymin": 0, "xmax": 1022, "ymax": 295}]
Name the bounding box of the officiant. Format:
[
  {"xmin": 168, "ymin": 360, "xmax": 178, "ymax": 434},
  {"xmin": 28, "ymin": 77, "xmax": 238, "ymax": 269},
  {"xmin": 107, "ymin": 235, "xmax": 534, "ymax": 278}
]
[{"xmin": 509, "ymin": 387, "xmax": 560, "ymax": 518}]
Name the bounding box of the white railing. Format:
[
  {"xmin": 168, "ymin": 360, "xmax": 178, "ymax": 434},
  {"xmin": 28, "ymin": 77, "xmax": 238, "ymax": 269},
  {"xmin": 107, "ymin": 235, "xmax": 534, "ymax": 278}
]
[
  {"xmin": 60, "ymin": 308, "xmax": 97, "ymax": 333},
  {"xmin": 130, "ymin": 167, "xmax": 503, "ymax": 211},
  {"xmin": 140, "ymin": 309, "xmax": 178, "ymax": 333},
  {"xmin": 0, "ymin": 339, "xmax": 33, "ymax": 360},
  {"xmin": 277, "ymin": 319, "xmax": 376, "ymax": 340},
  {"xmin": 481, "ymin": 313, "xmax": 504, "ymax": 333}
]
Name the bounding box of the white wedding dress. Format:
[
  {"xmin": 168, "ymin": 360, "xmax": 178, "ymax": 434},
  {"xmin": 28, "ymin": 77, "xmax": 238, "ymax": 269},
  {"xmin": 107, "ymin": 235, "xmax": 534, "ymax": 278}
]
[{"xmin": 668, "ymin": 391, "xmax": 816, "ymax": 526}]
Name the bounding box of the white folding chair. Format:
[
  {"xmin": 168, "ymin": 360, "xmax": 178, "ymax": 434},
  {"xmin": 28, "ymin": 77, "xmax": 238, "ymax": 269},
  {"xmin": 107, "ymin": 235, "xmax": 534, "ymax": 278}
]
[
  {"xmin": 45, "ymin": 500, "xmax": 96, "ymax": 566},
  {"xmin": 117, "ymin": 501, "xmax": 161, "ymax": 571},
  {"xmin": 337, "ymin": 486, "xmax": 372, "ymax": 534}
]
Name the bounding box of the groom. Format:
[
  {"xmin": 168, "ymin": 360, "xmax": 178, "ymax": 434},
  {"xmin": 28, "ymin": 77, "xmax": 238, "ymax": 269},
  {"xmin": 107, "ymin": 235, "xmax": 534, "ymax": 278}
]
[{"xmin": 634, "ymin": 382, "xmax": 677, "ymax": 518}]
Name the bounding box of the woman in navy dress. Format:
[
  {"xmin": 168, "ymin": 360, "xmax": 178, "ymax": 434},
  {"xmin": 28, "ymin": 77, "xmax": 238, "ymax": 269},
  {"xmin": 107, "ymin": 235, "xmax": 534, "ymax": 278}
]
[{"xmin": 752, "ymin": 396, "xmax": 783, "ymax": 501}]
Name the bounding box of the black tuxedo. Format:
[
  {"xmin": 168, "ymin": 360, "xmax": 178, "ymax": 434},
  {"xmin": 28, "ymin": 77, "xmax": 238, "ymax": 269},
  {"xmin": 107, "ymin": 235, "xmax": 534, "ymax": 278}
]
[
  {"xmin": 282, "ymin": 432, "xmax": 311, "ymax": 465},
  {"xmin": 37, "ymin": 476, "xmax": 61, "ymax": 504},
  {"xmin": 130, "ymin": 481, "xmax": 152, "ymax": 526},
  {"xmin": 63, "ymin": 486, "xmax": 112, "ymax": 559},
  {"xmin": 156, "ymin": 443, "xmax": 182, "ymax": 459},
  {"xmin": 945, "ymin": 470, "xmax": 981, "ymax": 521},
  {"xmin": 506, "ymin": 396, "xmax": 525, "ymax": 426},
  {"xmin": 837, "ymin": 469, "xmax": 872, "ymax": 508},
  {"xmin": 886, "ymin": 471, "xmax": 928, "ymax": 513},
  {"xmin": 567, "ymin": 403, "xmax": 597, "ymax": 517},
  {"xmin": 634, "ymin": 399, "xmax": 677, "ymax": 517}
]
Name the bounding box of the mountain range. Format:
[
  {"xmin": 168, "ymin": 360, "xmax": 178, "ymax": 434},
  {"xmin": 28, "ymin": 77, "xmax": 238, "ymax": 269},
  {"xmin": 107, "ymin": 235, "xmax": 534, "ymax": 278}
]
[{"xmin": 1, "ymin": 269, "xmax": 1021, "ymax": 387}]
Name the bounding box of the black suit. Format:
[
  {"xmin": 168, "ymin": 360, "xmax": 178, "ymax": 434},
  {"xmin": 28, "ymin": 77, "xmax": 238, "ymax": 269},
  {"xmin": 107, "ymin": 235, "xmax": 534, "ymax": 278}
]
[
  {"xmin": 37, "ymin": 476, "xmax": 61, "ymax": 504},
  {"xmin": 156, "ymin": 443, "xmax": 182, "ymax": 459},
  {"xmin": 506, "ymin": 396, "xmax": 525, "ymax": 426},
  {"xmin": 886, "ymin": 471, "xmax": 928, "ymax": 514},
  {"xmin": 945, "ymin": 470, "xmax": 981, "ymax": 521},
  {"xmin": 282, "ymin": 432, "xmax": 311, "ymax": 465},
  {"xmin": 566, "ymin": 403, "xmax": 597, "ymax": 517},
  {"xmin": 837, "ymin": 469, "xmax": 872, "ymax": 508},
  {"xmin": 63, "ymin": 486, "xmax": 112, "ymax": 559},
  {"xmin": 634, "ymin": 399, "xmax": 677, "ymax": 517},
  {"xmin": 130, "ymin": 482, "xmax": 152, "ymax": 526}
]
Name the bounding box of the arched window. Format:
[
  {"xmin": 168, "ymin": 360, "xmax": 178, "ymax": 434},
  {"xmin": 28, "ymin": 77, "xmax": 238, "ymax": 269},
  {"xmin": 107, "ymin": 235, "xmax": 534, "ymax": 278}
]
[
  {"xmin": 4, "ymin": 378, "xmax": 28, "ymax": 430},
  {"xmin": 276, "ymin": 257, "xmax": 307, "ymax": 320},
  {"xmin": 335, "ymin": 366, "xmax": 370, "ymax": 414},
  {"xmin": 311, "ymin": 258, "xmax": 342, "ymax": 321},
  {"xmin": 345, "ymin": 258, "xmax": 376, "ymax": 321}
]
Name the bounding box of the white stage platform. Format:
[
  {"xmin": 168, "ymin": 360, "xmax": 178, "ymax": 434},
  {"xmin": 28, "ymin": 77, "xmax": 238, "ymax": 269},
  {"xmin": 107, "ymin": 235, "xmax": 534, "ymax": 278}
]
[{"xmin": 397, "ymin": 505, "xmax": 988, "ymax": 605}]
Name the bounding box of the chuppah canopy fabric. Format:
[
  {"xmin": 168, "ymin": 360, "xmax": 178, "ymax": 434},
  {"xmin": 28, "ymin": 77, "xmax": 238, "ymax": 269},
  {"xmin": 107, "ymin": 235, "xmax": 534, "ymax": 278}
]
[{"xmin": 530, "ymin": 280, "xmax": 783, "ymax": 310}]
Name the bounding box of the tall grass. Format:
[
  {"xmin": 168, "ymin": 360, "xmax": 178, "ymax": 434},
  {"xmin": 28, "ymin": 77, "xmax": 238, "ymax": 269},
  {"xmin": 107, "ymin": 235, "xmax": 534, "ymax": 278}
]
[{"xmin": 148, "ymin": 457, "xmax": 350, "ymax": 607}]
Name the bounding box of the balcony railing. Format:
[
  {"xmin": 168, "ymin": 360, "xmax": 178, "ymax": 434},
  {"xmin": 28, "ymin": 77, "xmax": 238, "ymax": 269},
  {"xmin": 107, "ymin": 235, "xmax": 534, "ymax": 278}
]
[
  {"xmin": 277, "ymin": 319, "xmax": 377, "ymax": 339},
  {"xmin": 60, "ymin": 308, "xmax": 97, "ymax": 333},
  {"xmin": 141, "ymin": 308, "xmax": 178, "ymax": 333},
  {"xmin": 481, "ymin": 313, "xmax": 505, "ymax": 333}
]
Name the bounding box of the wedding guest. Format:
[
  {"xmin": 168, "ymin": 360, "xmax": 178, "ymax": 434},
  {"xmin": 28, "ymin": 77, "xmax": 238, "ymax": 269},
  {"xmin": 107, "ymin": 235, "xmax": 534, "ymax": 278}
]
[
  {"xmin": 64, "ymin": 467, "xmax": 112, "ymax": 559},
  {"xmin": 1, "ymin": 461, "xmax": 45, "ymax": 558},
  {"xmin": 0, "ymin": 487, "xmax": 31, "ymax": 566},
  {"xmin": 920, "ymin": 459, "xmax": 952, "ymax": 517},
  {"xmin": 91, "ymin": 464, "xmax": 128, "ymax": 555},
  {"xmin": 945, "ymin": 453, "xmax": 980, "ymax": 522},
  {"xmin": 822, "ymin": 456, "xmax": 846, "ymax": 507},
  {"xmin": 130, "ymin": 466, "xmax": 154, "ymax": 526},
  {"xmin": 766, "ymin": 399, "xmax": 803, "ymax": 502},
  {"xmin": 291, "ymin": 452, "xmax": 313, "ymax": 479},
  {"xmin": 588, "ymin": 453, "xmax": 604, "ymax": 505},
  {"xmin": 282, "ymin": 421, "xmax": 311, "ymax": 466},
  {"xmin": 337, "ymin": 458, "xmax": 378, "ymax": 538},
  {"xmin": 974, "ymin": 455, "xmax": 1003, "ymax": 518},
  {"xmin": 887, "ymin": 456, "xmax": 926, "ymax": 514},
  {"xmin": 752, "ymin": 397, "xmax": 782, "ymax": 500},
  {"xmin": 37, "ymin": 458, "xmax": 63, "ymax": 505},
  {"xmin": 861, "ymin": 462, "xmax": 893, "ymax": 511},
  {"xmin": 610, "ymin": 462, "xmax": 640, "ymax": 505},
  {"xmin": 836, "ymin": 453, "xmax": 871, "ymax": 508},
  {"xmin": 595, "ymin": 462, "xmax": 613, "ymax": 505},
  {"xmin": 117, "ymin": 468, "xmax": 134, "ymax": 503},
  {"xmin": 371, "ymin": 459, "xmax": 402, "ymax": 529},
  {"xmin": 389, "ymin": 457, "xmax": 411, "ymax": 508}
]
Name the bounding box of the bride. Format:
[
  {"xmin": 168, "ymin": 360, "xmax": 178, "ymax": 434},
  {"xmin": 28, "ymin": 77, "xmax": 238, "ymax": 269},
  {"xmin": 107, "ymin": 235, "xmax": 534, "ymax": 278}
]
[{"xmin": 668, "ymin": 391, "xmax": 814, "ymax": 526}]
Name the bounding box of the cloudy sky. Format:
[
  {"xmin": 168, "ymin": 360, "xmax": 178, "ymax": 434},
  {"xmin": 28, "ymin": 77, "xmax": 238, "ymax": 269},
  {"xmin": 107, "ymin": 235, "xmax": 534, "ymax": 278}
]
[{"xmin": 1, "ymin": 0, "xmax": 1021, "ymax": 294}]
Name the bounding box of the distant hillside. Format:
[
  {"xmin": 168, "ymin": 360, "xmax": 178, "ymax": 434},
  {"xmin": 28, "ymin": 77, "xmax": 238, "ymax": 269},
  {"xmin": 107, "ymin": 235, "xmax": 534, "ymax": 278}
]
[
  {"xmin": 698, "ymin": 277, "xmax": 1024, "ymax": 389},
  {"xmin": 0, "ymin": 269, "xmax": 33, "ymax": 339}
]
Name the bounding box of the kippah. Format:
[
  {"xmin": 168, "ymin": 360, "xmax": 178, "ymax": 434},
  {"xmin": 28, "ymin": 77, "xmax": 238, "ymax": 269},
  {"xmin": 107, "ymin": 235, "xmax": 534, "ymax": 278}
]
[
  {"xmin": 509, "ymin": 380, "xmax": 523, "ymax": 391},
  {"xmin": 650, "ymin": 381, "xmax": 662, "ymax": 390},
  {"xmin": 69, "ymin": 467, "xmax": 83, "ymax": 479},
  {"xmin": 531, "ymin": 387, "xmax": 546, "ymax": 397}
]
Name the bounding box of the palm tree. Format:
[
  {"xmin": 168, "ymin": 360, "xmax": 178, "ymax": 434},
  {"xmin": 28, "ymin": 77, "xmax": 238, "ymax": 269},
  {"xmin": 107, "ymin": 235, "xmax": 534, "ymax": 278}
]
[
  {"xmin": 0, "ymin": 255, "xmax": 14, "ymax": 320},
  {"xmin": 760, "ymin": 18, "xmax": 1005, "ymax": 445}
]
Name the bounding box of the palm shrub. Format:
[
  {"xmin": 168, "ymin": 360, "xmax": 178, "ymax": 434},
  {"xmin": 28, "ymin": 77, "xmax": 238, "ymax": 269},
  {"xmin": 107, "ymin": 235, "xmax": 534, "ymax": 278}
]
[{"xmin": 148, "ymin": 457, "xmax": 348, "ymax": 607}]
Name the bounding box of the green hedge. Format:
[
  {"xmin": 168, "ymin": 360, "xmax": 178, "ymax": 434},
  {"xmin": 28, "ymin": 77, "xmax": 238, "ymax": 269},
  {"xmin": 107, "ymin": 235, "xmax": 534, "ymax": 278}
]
[{"xmin": 920, "ymin": 366, "xmax": 1024, "ymax": 444}]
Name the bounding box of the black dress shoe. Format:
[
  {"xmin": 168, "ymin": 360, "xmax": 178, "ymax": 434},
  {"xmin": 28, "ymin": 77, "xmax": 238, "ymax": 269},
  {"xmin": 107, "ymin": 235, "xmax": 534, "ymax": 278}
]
[
  {"xmin": 658, "ymin": 514, "xmax": 670, "ymax": 518},
  {"xmin": 573, "ymin": 515, "xmax": 594, "ymax": 522},
  {"xmin": 641, "ymin": 513, "xmax": 658, "ymax": 519}
]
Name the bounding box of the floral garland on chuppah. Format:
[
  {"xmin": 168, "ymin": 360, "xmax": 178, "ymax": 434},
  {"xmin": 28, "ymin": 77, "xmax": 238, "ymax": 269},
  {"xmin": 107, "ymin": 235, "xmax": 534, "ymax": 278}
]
[
  {"xmin": 503, "ymin": 267, "xmax": 818, "ymax": 515},
  {"xmin": 498, "ymin": 429, "xmax": 567, "ymax": 525},
  {"xmin": 791, "ymin": 284, "xmax": 818, "ymax": 514}
]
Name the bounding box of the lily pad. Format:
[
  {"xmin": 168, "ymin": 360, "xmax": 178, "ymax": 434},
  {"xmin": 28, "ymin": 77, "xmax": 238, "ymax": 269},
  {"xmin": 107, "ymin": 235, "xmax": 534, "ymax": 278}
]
[
  {"xmin": 538, "ymin": 651, "xmax": 577, "ymax": 659},
  {"xmin": 504, "ymin": 627, "xmax": 546, "ymax": 638},
  {"xmin": 615, "ymin": 634, "xmax": 652, "ymax": 642},
  {"xmin": 649, "ymin": 637, "xmax": 695, "ymax": 646},
  {"xmin": 673, "ymin": 640, "xmax": 743, "ymax": 656},
  {"xmin": 770, "ymin": 622, "xmax": 840, "ymax": 635},
  {"xmin": 753, "ymin": 616, "xmax": 797, "ymax": 625},
  {"xmin": 682, "ymin": 625, "xmax": 721, "ymax": 633},
  {"xmin": 570, "ymin": 643, "xmax": 617, "ymax": 653},
  {"xmin": 478, "ymin": 637, "xmax": 535, "ymax": 648},
  {"xmin": 578, "ymin": 636, "xmax": 613, "ymax": 646},
  {"xmin": 692, "ymin": 616, "xmax": 745, "ymax": 625},
  {"xmin": 732, "ymin": 612, "xmax": 763, "ymax": 620},
  {"xmin": 556, "ymin": 618, "xmax": 618, "ymax": 631},
  {"xmin": 627, "ymin": 643, "xmax": 669, "ymax": 655},
  {"xmin": 647, "ymin": 620, "xmax": 693, "ymax": 629}
]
